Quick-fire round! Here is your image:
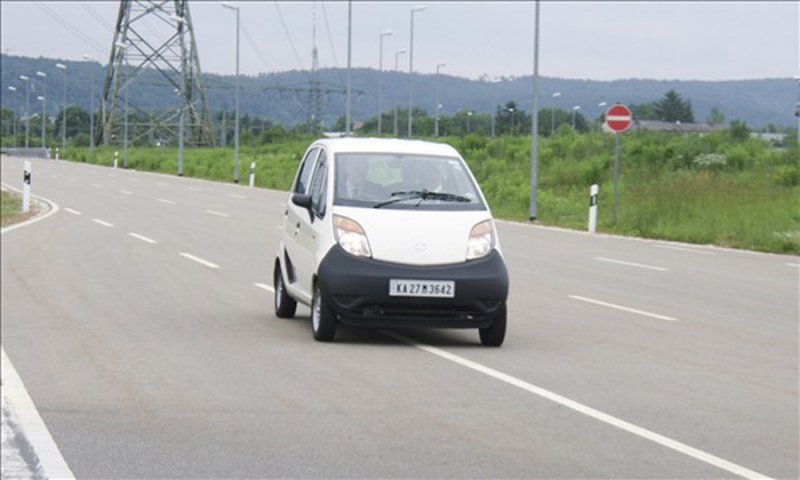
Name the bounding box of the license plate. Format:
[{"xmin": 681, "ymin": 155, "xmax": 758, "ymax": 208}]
[{"xmin": 389, "ymin": 279, "xmax": 455, "ymax": 298}]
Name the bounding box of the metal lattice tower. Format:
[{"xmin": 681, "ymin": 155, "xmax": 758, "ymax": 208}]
[{"xmin": 100, "ymin": 0, "xmax": 214, "ymax": 148}]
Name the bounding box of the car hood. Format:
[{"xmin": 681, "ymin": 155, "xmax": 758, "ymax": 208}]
[{"xmin": 333, "ymin": 207, "xmax": 495, "ymax": 266}]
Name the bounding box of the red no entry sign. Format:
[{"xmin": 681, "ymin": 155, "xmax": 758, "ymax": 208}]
[{"xmin": 605, "ymin": 104, "xmax": 632, "ymax": 132}]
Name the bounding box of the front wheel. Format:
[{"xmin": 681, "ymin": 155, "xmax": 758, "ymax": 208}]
[
  {"xmin": 479, "ymin": 303, "xmax": 506, "ymax": 347},
  {"xmin": 274, "ymin": 262, "xmax": 297, "ymax": 319},
  {"xmin": 311, "ymin": 282, "xmax": 337, "ymax": 342}
]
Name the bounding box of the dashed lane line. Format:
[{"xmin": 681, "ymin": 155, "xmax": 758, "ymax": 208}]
[
  {"xmin": 92, "ymin": 219, "xmax": 114, "ymax": 228},
  {"xmin": 178, "ymin": 252, "xmax": 219, "ymax": 269},
  {"xmin": 254, "ymin": 283, "xmax": 275, "ymax": 293},
  {"xmin": 127, "ymin": 232, "xmax": 157, "ymax": 244},
  {"xmin": 120, "ymin": 190, "xmax": 133, "ymax": 195},
  {"xmin": 568, "ymin": 295, "xmax": 677, "ymax": 322},
  {"xmin": 594, "ymin": 257, "xmax": 668, "ymax": 272},
  {"xmin": 204, "ymin": 209, "xmax": 230, "ymax": 218},
  {"xmin": 64, "ymin": 208, "xmax": 82, "ymax": 215},
  {"xmin": 157, "ymin": 198, "xmax": 175, "ymax": 204}
]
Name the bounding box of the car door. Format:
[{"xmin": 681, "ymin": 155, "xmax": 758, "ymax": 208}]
[
  {"xmin": 294, "ymin": 148, "xmax": 329, "ymax": 299},
  {"xmin": 283, "ymin": 146, "xmax": 319, "ymax": 304}
]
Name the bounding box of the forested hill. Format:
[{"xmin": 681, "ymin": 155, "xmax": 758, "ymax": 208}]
[{"xmin": 1, "ymin": 54, "xmax": 794, "ymax": 129}]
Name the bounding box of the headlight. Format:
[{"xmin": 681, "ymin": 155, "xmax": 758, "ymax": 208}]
[
  {"xmin": 466, "ymin": 219, "xmax": 495, "ymax": 260},
  {"xmin": 334, "ymin": 215, "xmax": 372, "ymax": 257}
]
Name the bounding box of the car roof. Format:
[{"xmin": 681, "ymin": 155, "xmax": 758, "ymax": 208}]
[{"xmin": 311, "ymin": 137, "xmax": 461, "ymax": 157}]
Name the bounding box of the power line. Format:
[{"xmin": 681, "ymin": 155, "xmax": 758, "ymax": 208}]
[
  {"xmin": 241, "ymin": 22, "xmax": 275, "ymax": 73},
  {"xmin": 273, "ymin": 2, "xmax": 307, "ymax": 73},
  {"xmin": 320, "ymin": 2, "xmax": 341, "ymax": 70},
  {"xmin": 34, "ymin": 1, "xmax": 106, "ymax": 56},
  {"xmin": 79, "ymin": 2, "xmax": 114, "ymax": 32}
]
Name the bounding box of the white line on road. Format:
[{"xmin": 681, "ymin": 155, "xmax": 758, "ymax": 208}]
[
  {"xmin": 64, "ymin": 208, "xmax": 82, "ymax": 215},
  {"xmin": 2, "ymin": 348, "xmax": 76, "ymax": 480},
  {"xmin": 204, "ymin": 209, "xmax": 230, "ymax": 218},
  {"xmin": 188, "ymin": 187, "xmax": 202, "ymax": 192},
  {"xmin": 128, "ymin": 232, "xmax": 157, "ymax": 244},
  {"xmin": 68, "ymin": 178, "xmax": 77, "ymax": 183},
  {"xmin": 90, "ymin": 183, "xmax": 101, "ymax": 188},
  {"xmin": 254, "ymin": 283, "xmax": 275, "ymax": 293},
  {"xmin": 157, "ymin": 198, "xmax": 175, "ymax": 204},
  {"xmin": 568, "ymin": 295, "xmax": 677, "ymax": 321},
  {"xmin": 229, "ymin": 194, "xmax": 247, "ymax": 200},
  {"xmin": 92, "ymin": 219, "xmax": 114, "ymax": 228},
  {"xmin": 120, "ymin": 190, "xmax": 133, "ymax": 195},
  {"xmin": 179, "ymin": 252, "xmax": 219, "ymax": 269},
  {"xmin": 654, "ymin": 244, "xmax": 716, "ymax": 256},
  {"xmin": 385, "ymin": 332, "xmax": 771, "ymax": 480},
  {"xmin": 155, "ymin": 182, "xmax": 168, "ymax": 187},
  {"xmin": 787, "ymin": 263, "xmax": 800, "ymax": 268},
  {"xmin": 595, "ymin": 257, "xmax": 668, "ymax": 272}
]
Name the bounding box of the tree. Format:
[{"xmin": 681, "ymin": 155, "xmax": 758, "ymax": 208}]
[
  {"xmin": 655, "ymin": 90, "xmax": 694, "ymax": 123},
  {"xmin": 706, "ymin": 107, "xmax": 726, "ymax": 126},
  {"xmin": 729, "ymin": 119, "xmax": 750, "ymax": 142},
  {"xmin": 630, "ymin": 102, "xmax": 660, "ymax": 121}
]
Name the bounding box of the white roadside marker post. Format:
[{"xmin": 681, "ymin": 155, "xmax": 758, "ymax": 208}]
[
  {"xmin": 588, "ymin": 184, "xmax": 599, "ymax": 233},
  {"xmin": 114, "ymin": 151, "xmax": 119, "ymax": 169},
  {"xmin": 249, "ymin": 161, "xmax": 255, "ymax": 188},
  {"xmin": 55, "ymin": 147, "xmax": 60, "ymax": 161},
  {"xmin": 22, "ymin": 161, "xmax": 32, "ymax": 213}
]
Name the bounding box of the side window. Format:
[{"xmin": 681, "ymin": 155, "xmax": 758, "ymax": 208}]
[
  {"xmin": 309, "ymin": 150, "xmax": 328, "ymax": 218},
  {"xmin": 293, "ymin": 148, "xmax": 319, "ymax": 194}
]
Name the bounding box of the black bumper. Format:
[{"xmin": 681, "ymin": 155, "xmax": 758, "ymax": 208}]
[{"xmin": 317, "ymin": 246, "xmax": 509, "ymax": 329}]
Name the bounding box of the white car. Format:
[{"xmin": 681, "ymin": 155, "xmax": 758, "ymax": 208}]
[{"xmin": 274, "ymin": 138, "xmax": 509, "ymax": 346}]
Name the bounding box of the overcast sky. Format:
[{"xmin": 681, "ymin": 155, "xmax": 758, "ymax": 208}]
[{"xmin": 1, "ymin": 1, "xmax": 798, "ymax": 81}]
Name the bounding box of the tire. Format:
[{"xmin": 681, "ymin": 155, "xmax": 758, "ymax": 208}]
[
  {"xmin": 311, "ymin": 282, "xmax": 337, "ymax": 342},
  {"xmin": 274, "ymin": 262, "xmax": 297, "ymax": 319},
  {"xmin": 479, "ymin": 303, "xmax": 506, "ymax": 347}
]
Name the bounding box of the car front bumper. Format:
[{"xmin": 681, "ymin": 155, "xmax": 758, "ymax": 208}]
[{"xmin": 317, "ymin": 246, "xmax": 509, "ymax": 329}]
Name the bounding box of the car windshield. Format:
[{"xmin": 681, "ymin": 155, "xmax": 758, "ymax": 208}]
[{"xmin": 334, "ymin": 153, "xmax": 486, "ymax": 210}]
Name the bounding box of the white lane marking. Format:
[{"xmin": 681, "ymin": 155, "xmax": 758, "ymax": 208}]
[
  {"xmin": 179, "ymin": 252, "xmax": 220, "ymax": 269},
  {"xmin": 654, "ymin": 245, "xmax": 716, "ymax": 256},
  {"xmin": 595, "ymin": 257, "xmax": 668, "ymax": 272},
  {"xmin": 188, "ymin": 187, "xmax": 202, "ymax": 192},
  {"xmin": 385, "ymin": 332, "xmax": 772, "ymax": 480},
  {"xmin": 569, "ymin": 295, "xmax": 677, "ymax": 321},
  {"xmin": 0, "ymin": 185, "xmax": 60, "ymax": 234},
  {"xmin": 204, "ymin": 209, "xmax": 230, "ymax": 218},
  {"xmin": 157, "ymin": 198, "xmax": 175, "ymax": 204},
  {"xmin": 64, "ymin": 208, "xmax": 82, "ymax": 215},
  {"xmin": 128, "ymin": 232, "xmax": 157, "ymax": 244},
  {"xmin": 68, "ymin": 178, "xmax": 77, "ymax": 183},
  {"xmin": 787, "ymin": 263, "xmax": 800, "ymax": 268},
  {"xmin": 90, "ymin": 183, "xmax": 101, "ymax": 188},
  {"xmin": 1, "ymin": 348, "xmax": 76, "ymax": 480},
  {"xmin": 229, "ymin": 194, "xmax": 246, "ymax": 200},
  {"xmin": 254, "ymin": 283, "xmax": 275, "ymax": 293},
  {"xmin": 92, "ymin": 218, "xmax": 114, "ymax": 228},
  {"xmin": 120, "ymin": 190, "xmax": 133, "ymax": 195},
  {"xmin": 155, "ymin": 182, "xmax": 168, "ymax": 187}
]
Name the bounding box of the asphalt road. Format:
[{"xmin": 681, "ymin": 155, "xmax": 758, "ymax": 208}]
[{"xmin": 1, "ymin": 155, "xmax": 798, "ymax": 479}]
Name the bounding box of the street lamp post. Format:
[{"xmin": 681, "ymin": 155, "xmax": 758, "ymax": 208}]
[
  {"xmin": 37, "ymin": 96, "xmax": 46, "ymax": 149},
  {"xmin": 36, "ymin": 71, "xmax": 47, "ymax": 150},
  {"xmin": 19, "ymin": 75, "xmax": 30, "ymax": 148},
  {"xmin": 56, "ymin": 63, "xmax": 67, "ymax": 153},
  {"xmin": 435, "ymin": 62, "xmax": 446, "ymax": 137},
  {"xmin": 7, "ymin": 86, "xmax": 17, "ymax": 149},
  {"xmin": 393, "ymin": 49, "xmax": 406, "ymax": 137},
  {"xmin": 572, "ymin": 105, "xmax": 581, "ymax": 130},
  {"xmin": 222, "ymin": 2, "xmax": 240, "ymax": 182},
  {"xmin": 82, "ymin": 54, "xmax": 96, "ymax": 154},
  {"xmin": 551, "ymin": 92, "xmax": 561, "ymax": 135},
  {"xmin": 508, "ymin": 107, "xmax": 515, "ymax": 136},
  {"xmin": 407, "ymin": 4, "xmax": 426, "ymax": 138},
  {"xmin": 466, "ymin": 111, "xmax": 473, "ymax": 134},
  {"xmin": 377, "ymin": 29, "xmax": 393, "ymax": 135}
]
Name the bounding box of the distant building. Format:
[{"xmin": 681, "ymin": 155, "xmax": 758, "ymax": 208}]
[{"xmin": 627, "ymin": 120, "xmax": 729, "ymax": 133}]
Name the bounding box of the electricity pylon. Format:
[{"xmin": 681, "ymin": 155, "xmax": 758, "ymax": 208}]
[{"xmin": 100, "ymin": 0, "xmax": 214, "ymax": 148}]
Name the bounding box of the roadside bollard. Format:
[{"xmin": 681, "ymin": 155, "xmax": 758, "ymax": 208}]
[
  {"xmin": 114, "ymin": 151, "xmax": 119, "ymax": 169},
  {"xmin": 588, "ymin": 184, "xmax": 599, "ymax": 233},
  {"xmin": 22, "ymin": 161, "xmax": 32, "ymax": 213},
  {"xmin": 55, "ymin": 147, "xmax": 60, "ymax": 161},
  {"xmin": 249, "ymin": 162, "xmax": 256, "ymax": 188}
]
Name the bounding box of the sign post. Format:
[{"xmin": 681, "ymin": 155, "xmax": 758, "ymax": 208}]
[
  {"xmin": 605, "ymin": 104, "xmax": 632, "ymax": 224},
  {"xmin": 22, "ymin": 161, "xmax": 32, "ymax": 213}
]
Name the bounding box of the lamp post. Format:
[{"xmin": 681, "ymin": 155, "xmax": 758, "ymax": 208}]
[
  {"xmin": 407, "ymin": 4, "xmax": 426, "ymax": 138},
  {"xmin": 82, "ymin": 54, "xmax": 96, "ymax": 154},
  {"xmin": 551, "ymin": 92, "xmax": 561, "ymax": 135},
  {"xmin": 56, "ymin": 63, "xmax": 67, "ymax": 153},
  {"xmin": 37, "ymin": 95, "xmax": 46, "ymax": 149},
  {"xmin": 572, "ymin": 105, "xmax": 581, "ymax": 130},
  {"xmin": 222, "ymin": 2, "xmax": 240, "ymax": 182},
  {"xmin": 393, "ymin": 48, "xmax": 406, "ymax": 137},
  {"xmin": 36, "ymin": 71, "xmax": 47, "ymax": 149},
  {"xmin": 508, "ymin": 107, "xmax": 515, "ymax": 136},
  {"xmin": 434, "ymin": 62, "xmax": 446, "ymax": 137},
  {"xmin": 466, "ymin": 111, "xmax": 473, "ymax": 134},
  {"xmin": 345, "ymin": 0, "xmax": 353, "ymax": 136},
  {"xmin": 7, "ymin": 86, "xmax": 17, "ymax": 149},
  {"xmin": 377, "ymin": 29, "xmax": 393, "ymax": 135},
  {"xmin": 114, "ymin": 42, "xmax": 130, "ymax": 168},
  {"xmin": 19, "ymin": 75, "xmax": 30, "ymax": 148}
]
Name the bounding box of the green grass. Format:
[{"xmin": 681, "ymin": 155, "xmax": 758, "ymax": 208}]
[
  {"xmin": 60, "ymin": 130, "xmax": 800, "ymax": 254},
  {"xmin": 1, "ymin": 190, "xmax": 35, "ymax": 227}
]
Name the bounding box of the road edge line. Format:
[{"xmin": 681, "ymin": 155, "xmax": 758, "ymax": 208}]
[
  {"xmin": 1, "ymin": 347, "xmax": 75, "ymax": 480},
  {"xmin": 1, "ymin": 183, "xmax": 60, "ymax": 235}
]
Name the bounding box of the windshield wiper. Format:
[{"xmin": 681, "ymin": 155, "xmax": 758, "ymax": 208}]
[{"xmin": 373, "ymin": 190, "xmax": 471, "ymax": 208}]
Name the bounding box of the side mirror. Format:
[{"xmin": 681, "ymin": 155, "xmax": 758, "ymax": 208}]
[{"xmin": 291, "ymin": 193, "xmax": 314, "ymax": 222}]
